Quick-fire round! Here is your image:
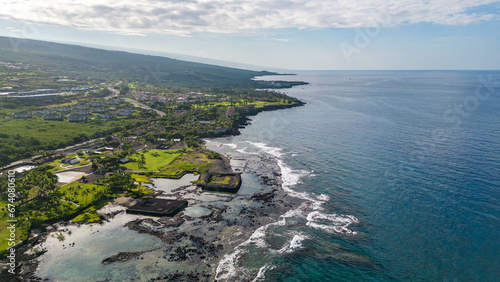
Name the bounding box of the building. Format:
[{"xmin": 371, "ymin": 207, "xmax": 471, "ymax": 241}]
[
  {"xmin": 225, "ymin": 108, "xmax": 235, "ymax": 117},
  {"xmin": 96, "ymin": 113, "xmax": 116, "ymax": 119},
  {"xmin": 10, "ymin": 112, "xmax": 32, "ymax": 119},
  {"xmin": 126, "ymin": 198, "xmax": 188, "ymax": 217},
  {"xmin": 68, "ymin": 115, "xmax": 91, "ymax": 122},
  {"xmin": 43, "ymin": 114, "xmax": 64, "ymax": 121}
]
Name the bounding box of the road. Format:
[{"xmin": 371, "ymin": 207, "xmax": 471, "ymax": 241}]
[
  {"xmin": 104, "ymin": 87, "xmax": 165, "ymax": 117},
  {"xmin": 125, "ymin": 98, "xmax": 166, "ymax": 117},
  {"xmin": 104, "ymin": 87, "xmax": 119, "ymax": 100}
]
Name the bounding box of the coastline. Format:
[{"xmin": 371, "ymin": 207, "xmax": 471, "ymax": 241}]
[
  {"xmin": 231, "ymin": 100, "xmax": 306, "ymax": 136},
  {"xmin": 1, "ymin": 96, "xmax": 308, "ymax": 281}
]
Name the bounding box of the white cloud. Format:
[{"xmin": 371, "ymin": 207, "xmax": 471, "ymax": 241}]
[
  {"xmin": 0, "ymin": 0, "xmax": 497, "ymax": 35},
  {"xmin": 258, "ymin": 37, "xmax": 290, "ymax": 42}
]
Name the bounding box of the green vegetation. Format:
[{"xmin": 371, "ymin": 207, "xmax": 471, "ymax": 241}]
[
  {"xmin": 58, "ymin": 181, "xmax": 103, "ymax": 206},
  {"xmin": 122, "ymin": 149, "xmax": 183, "ymax": 171},
  {"xmin": 45, "ymin": 153, "xmax": 91, "ymax": 172},
  {"xmin": 0, "ymin": 36, "xmax": 289, "ymax": 89},
  {"xmin": 72, "ymin": 206, "xmax": 102, "ymax": 223},
  {"xmin": 0, "ymin": 96, "xmax": 80, "ymax": 116},
  {"xmin": 0, "ymin": 35, "xmax": 306, "ymax": 258},
  {"xmin": 209, "ymin": 174, "xmax": 232, "ymax": 185},
  {"xmin": 0, "ymin": 116, "xmax": 147, "ymax": 166},
  {"xmin": 130, "ymin": 173, "xmax": 151, "ymax": 183},
  {"xmin": 155, "ymin": 149, "xmax": 213, "ymax": 177},
  {"xmin": 0, "ymin": 166, "xmax": 153, "ymax": 256}
]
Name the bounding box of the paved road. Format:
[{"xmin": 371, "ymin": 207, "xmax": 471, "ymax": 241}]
[
  {"xmin": 104, "ymin": 87, "xmax": 119, "ymax": 100},
  {"xmin": 1, "ymin": 138, "xmax": 105, "ymax": 170},
  {"xmin": 125, "ymin": 98, "xmax": 166, "ymax": 117}
]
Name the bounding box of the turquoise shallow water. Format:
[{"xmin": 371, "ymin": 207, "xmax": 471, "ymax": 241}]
[{"xmin": 214, "ymin": 71, "xmax": 500, "ymax": 281}]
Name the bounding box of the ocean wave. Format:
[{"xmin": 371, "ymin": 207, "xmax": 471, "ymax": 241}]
[
  {"xmin": 215, "ymin": 219, "xmax": 287, "ymax": 280},
  {"xmin": 306, "ymin": 211, "xmax": 359, "ymax": 235},
  {"xmin": 235, "ymin": 147, "xmax": 259, "ymax": 155},
  {"xmin": 278, "ymin": 234, "xmax": 309, "ymax": 254},
  {"xmin": 224, "ymin": 143, "xmax": 238, "ymax": 149},
  {"xmin": 252, "ymin": 264, "xmax": 275, "ymax": 282},
  {"xmin": 246, "ymin": 141, "xmax": 284, "ymax": 158},
  {"xmin": 215, "ymin": 141, "xmax": 359, "ymax": 281}
]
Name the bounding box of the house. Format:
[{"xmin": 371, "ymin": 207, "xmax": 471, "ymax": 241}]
[
  {"xmin": 213, "ymin": 128, "xmax": 229, "ymax": 134},
  {"xmin": 53, "ymin": 106, "xmax": 73, "ymax": 113},
  {"xmin": 96, "ymin": 113, "xmax": 116, "ymax": 119},
  {"xmin": 10, "ymin": 112, "xmax": 32, "ymax": 119},
  {"xmin": 119, "ymin": 158, "xmax": 130, "ymax": 164},
  {"xmin": 225, "ymin": 108, "xmax": 235, "ymax": 117},
  {"xmin": 60, "ymin": 158, "xmax": 73, "ymax": 164},
  {"xmin": 75, "ymin": 109, "xmax": 92, "ymax": 115},
  {"xmin": 43, "ymin": 114, "xmax": 64, "ymax": 121},
  {"xmin": 69, "ymin": 159, "xmax": 80, "ymax": 165},
  {"xmin": 116, "ymin": 109, "xmax": 133, "ymax": 116},
  {"xmin": 68, "ymin": 115, "xmax": 90, "ymax": 122},
  {"xmin": 92, "ymin": 107, "xmax": 108, "ymax": 113}
]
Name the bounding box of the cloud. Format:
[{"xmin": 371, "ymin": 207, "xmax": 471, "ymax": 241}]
[
  {"xmin": 6, "ymin": 26, "xmax": 24, "ymax": 33},
  {"xmin": 258, "ymin": 37, "xmax": 290, "ymax": 42},
  {"xmin": 0, "ymin": 0, "xmax": 498, "ymax": 35}
]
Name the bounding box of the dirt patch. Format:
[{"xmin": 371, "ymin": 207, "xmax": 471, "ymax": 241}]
[
  {"xmin": 55, "ymin": 171, "xmax": 87, "ymax": 184},
  {"xmin": 112, "ymin": 197, "xmax": 139, "ymax": 208}
]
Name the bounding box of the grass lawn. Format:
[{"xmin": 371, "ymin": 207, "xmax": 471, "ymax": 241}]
[
  {"xmin": 130, "ymin": 173, "xmax": 151, "ymax": 183},
  {"xmin": 123, "ymin": 149, "xmax": 183, "ymax": 171},
  {"xmin": 157, "ymin": 149, "xmax": 213, "ymax": 176},
  {"xmin": 209, "ymin": 175, "xmax": 231, "ymax": 185}
]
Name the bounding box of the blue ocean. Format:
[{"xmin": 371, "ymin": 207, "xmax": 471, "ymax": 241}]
[{"xmin": 210, "ymin": 71, "xmax": 500, "ymax": 281}]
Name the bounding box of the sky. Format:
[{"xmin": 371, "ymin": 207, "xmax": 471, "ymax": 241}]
[{"xmin": 0, "ymin": 0, "xmax": 499, "ymax": 70}]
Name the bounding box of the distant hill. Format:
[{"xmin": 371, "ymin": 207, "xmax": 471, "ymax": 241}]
[{"xmin": 0, "ymin": 36, "xmax": 277, "ymax": 88}]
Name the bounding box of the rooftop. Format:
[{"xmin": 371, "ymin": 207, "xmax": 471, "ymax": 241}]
[{"xmin": 126, "ymin": 198, "xmax": 188, "ymax": 217}]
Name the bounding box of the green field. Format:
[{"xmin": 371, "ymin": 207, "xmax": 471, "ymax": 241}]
[
  {"xmin": 156, "ymin": 149, "xmax": 213, "ymax": 176},
  {"xmin": 0, "ymin": 117, "xmax": 137, "ymax": 144},
  {"xmin": 123, "ymin": 149, "xmax": 184, "ymax": 171}
]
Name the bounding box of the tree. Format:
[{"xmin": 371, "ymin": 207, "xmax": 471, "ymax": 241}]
[
  {"xmin": 138, "ymin": 154, "xmax": 146, "ymax": 169},
  {"xmin": 104, "ymin": 172, "xmax": 136, "ymax": 193}
]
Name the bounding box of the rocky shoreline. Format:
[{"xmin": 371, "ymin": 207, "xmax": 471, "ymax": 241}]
[
  {"xmin": 231, "ymin": 101, "xmax": 306, "ymax": 136},
  {"xmin": 1, "ymin": 101, "xmax": 307, "ymax": 281}
]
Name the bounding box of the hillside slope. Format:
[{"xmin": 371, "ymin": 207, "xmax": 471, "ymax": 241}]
[{"xmin": 0, "ymin": 36, "xmax": 275, "ymax": 88}]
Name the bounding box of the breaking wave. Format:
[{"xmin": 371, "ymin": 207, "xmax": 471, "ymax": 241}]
[{"xmin": 215, "ymin": 141, "xmax": 359, "ymax": 281}]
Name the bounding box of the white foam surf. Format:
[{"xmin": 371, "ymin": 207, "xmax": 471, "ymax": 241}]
[
  {"xmin": 215, "ymin": 141, "xmax": 359, "ymax": 281},
  {"xmin": 224, "ymin": 143, "xmax": 238, "ymax": 149},
  {"xmin": 278, "ymin": 234, "xmax": 309, "ymax": 254}
]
